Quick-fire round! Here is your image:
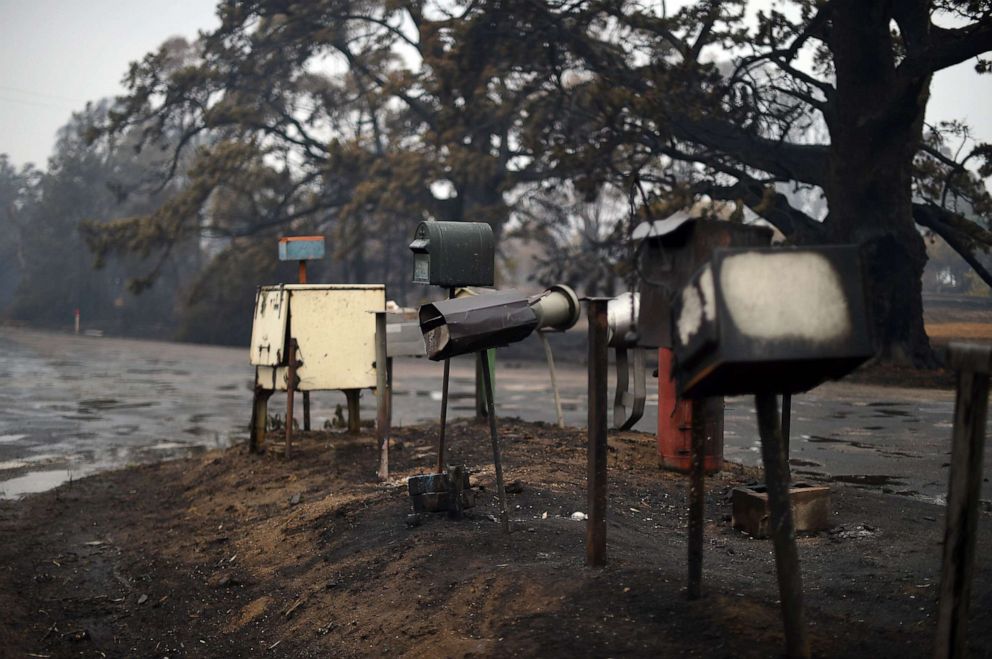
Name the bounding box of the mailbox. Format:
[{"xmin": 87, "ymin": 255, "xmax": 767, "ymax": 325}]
[
  {"xmin": 672, "ymin": 245, "xmax": 874, "ymax": 398},
  {"xmin": 417, "ymin": 285, "xmax": 580, "ymax": 360},
  {"xmin": 635, "ymin": 216, "xmax": 772, "ymax": 348},
  {"xmin": 278, "ymin": 235, "xmax": 325, "ymax": 261},
  {"xmin": 250, "ymin": 284, "xmax": 385, "ymax": 391},
  {"xmin": 419, "ymin": 290, "xmax": 538, "ymax": 360},
  {"xmin": 409, "ymin": 221, "xmax": 495, "ymax": 287}
]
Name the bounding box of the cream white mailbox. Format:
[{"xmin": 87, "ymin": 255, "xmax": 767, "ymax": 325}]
[
  {"xmin": 250, "ymin": 284, "xmax": 385, "ymax": 391},
  {"xmin": 248, "ymin": 284, "xmax": 387, "ymax": 457}
]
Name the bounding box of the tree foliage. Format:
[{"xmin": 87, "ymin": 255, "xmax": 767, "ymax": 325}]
[{"xmin": 87, "ymin": 0, "xmax": 992, "ymax": 363}]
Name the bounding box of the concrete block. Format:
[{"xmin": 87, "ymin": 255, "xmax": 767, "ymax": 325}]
[{"xmin": 732, "ymin": 482, "xmax": 832, "ymax": 538}]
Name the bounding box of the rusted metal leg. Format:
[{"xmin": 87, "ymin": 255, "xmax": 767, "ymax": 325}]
[
  {"xmin": 438, "ymin": 287, "xmax": 456, "ymax": 471},
  {"xmin": 480, "ymin": 353, "xmax": 510, "ymax": 534},
  {"xmin": 285, "ymin": 339, "xmax": 299, "ymax": 459},
  {"xmin": 755, "ymin": 392, "xmax": 810, "ymax": 659},
  {"xmin": 249, "ymin": 384, "xmax": 272, "ymax": 454},
  {"xmin": 345, "ymin": 389, "xmax": 361, "ymax": 434},
  {"xmin": 437, "ymin": 357, "xmax": 451, "ymax": 472},
  {"xmin": 935, "ymin": 343, "xmax": 992, "ymax": 659},
  {"xmin": 538, "ymin": 331, "xmax": 565, "ymax": 428},
  {"xmin": 587, "ymin": 299, "xmax": 609, "ymax": 567},
  {"xmin": 375, "ymin": 312, "xmax": 390, "ymax": 481},
  {"xmin": 303, "ymin": 392, "xmax": 311, "ymax": 432},
  {"xmin": 687, "ymin": 398, "xmax": 705, "ymax": 600},
  {"xmin": 475, "ymin": 349, "xmax": 495, "ymax": 421}
]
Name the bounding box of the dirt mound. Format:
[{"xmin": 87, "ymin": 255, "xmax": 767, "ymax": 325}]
[{"xmin": 2, "ymin": 420, "xmax": 990, "ymax": 657}]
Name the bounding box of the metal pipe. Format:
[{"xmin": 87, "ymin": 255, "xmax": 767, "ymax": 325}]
[
  {"xmin": 436, "ymin": 287, "xmax": 455, "ymax": 472},
  {"xmin": 539, "ymin": 331, "xmax": 565, "ymax": 428},
  {"xmin": 481, "ymin": 354, "xmax": 510, "ymax": 534},
  {"xmin": 587, "ymin": 298, "xmax": 609, "ymax": 567},
  {"xmin": 755, "ymin": 392, "xmax": 810, "ymax": 659}
]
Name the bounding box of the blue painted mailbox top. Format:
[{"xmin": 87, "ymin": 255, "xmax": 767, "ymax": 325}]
[{"xmin": 278, "ymin": 236, "xmax": 325, "ymax": 261}]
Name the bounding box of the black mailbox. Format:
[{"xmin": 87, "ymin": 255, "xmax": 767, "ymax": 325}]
[
  {"xmin": 672, "ymin": 245, "xmax": 874, "ymax": 398},
  {"xmin": 409, "ymin": 221, "xmax": 495, "ymax": 287},
  {"xmin": 635, "ymin": 216, "xmax": 773, "ymax": 348},
  {"xmin": 419, "ymin": 290, "xmax": 538, "ymax": 361}
]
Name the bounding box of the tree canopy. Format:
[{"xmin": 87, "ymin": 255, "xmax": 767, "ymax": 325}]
[{"xmin": 86, "ymin": 0, "xmax": 992, "ymax": 363}]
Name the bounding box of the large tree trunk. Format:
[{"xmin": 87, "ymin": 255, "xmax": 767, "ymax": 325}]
[{"xmin": 825, "ymin": 1, "xmax": 938, "ymax": 367}]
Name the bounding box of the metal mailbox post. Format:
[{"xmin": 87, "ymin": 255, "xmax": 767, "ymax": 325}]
[
  {"xmin": 278, "ymin": 235, "xmax": 326, "ymax": 430},
  {"xmin": 409, "ymin": 221, "xmax": 496, "ymax": 478},
  {"xmin": 415, "ymin": 285, "xmax": 580, "ymax": 531},
  {"xmin": 670, "ymin": 244, "xmax": 874, "ymax": 659},
  {"xmin": 248, "ymin": 284, "xmax": 386, "ymax": 455}
]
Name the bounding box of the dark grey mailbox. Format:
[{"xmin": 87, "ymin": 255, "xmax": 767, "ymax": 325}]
[
  {"xmin": 419, "ymin": 290, "xmax": 538, "ymax": 361},
  {"xmin": 409, "ymin": 221, "xmax": 495, "ymax": 287},
  {"xmin": 672, "ymin": 245, "xmax": 874, "ymax": 398},
  {"xmin": 635, "ymin": 216, "xmax": 773, "ymax": 348}
]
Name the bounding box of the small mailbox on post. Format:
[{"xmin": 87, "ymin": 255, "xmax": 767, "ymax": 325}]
[
  {"xmin": 669, "ymin": 243, "xmax": 874, "ymax": 659},
  {"xmin": 278, "ymin": 235, "xmax": 325, "ymax": 285},
  {"xmin": 409, "ymin": 221, "xmax": 495, "ymax": 287},
  {"xmin": 672, "ymin": 245, "xmax": 874, "ymax": 398}
]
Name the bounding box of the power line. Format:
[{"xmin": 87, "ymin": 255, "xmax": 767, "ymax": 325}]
[
  {"xmin": 0, "ymin": 94, "xmax": 75, "ymax": 112},
  {"xmin": 0, "ymin": 84, "xmax": 85, "ymax": 104}
]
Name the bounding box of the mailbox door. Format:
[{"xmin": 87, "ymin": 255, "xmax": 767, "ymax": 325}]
[
  {"xmin": 282, "ymin": 285, "xmax": 385, "ymax": 391},
  {"xmin": 249, "ymin": 287, "xmax": 288, "ymax": 366}
]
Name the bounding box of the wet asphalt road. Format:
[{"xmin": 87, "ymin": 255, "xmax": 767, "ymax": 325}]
[{"xmin": 0, "ymin": 327, "xmax": 986, "ymax": 505}]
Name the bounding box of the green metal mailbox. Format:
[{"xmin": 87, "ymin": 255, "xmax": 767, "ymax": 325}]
[{"xmin": 409, "ymin": 221, "xmax": 495, "ymax": 287}]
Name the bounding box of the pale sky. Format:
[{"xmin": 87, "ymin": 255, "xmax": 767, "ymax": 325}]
[{"xmin": 0, "ymin": 0, "xmax": 989, "ymax": 170}]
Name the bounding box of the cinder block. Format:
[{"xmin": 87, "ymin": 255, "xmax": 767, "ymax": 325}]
[{"xmin": 732, "ymin": 482, "xmax": 832, "ymax": 538}]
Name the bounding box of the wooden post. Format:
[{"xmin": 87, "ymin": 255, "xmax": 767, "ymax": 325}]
[
  {"xmin": 298, "ymin": 259, "xmax": 311, "ymax": 432},
  {"xmin": 587, "ymin": 299, "xmax": 609, "ymax": 567},
  {"xmin": 687, "ymin": 398, "xmax": 705, "ymax": 600},
  {"xmin": 375, "ymin": 312, "xmax": 390, "ymax": 481},
  {"xmin": 303, "ymin": 392, "xmax": 311, "ymax": 432},
  {"xmin": 345, "ymin": 389, "xmax": 361, "ymax": 434},
  {"xmin": 935, "ymin": 343, "xmax": 992, "ymax": 659},
  {"xmin": 285, "ymin": 339, "xmax": 299, "ymax": 458},
  {"xmin": 539, "ymin": 331, "xmax": 565, "ymax": 428},
  {"xmin": 249, "ymin": 379, "xmax": 272, "ymax": 453},
  {"xmin": 755, "ymin": 392, "xmax": 810, "ymax": 659},
  {"xmin": 782, "ymin": 392, "xmax": 792, "ymax": 458}
]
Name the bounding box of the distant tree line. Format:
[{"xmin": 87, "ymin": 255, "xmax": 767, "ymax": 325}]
[{"xmin": 1, "ymin": 2, "xmax": 990, "ymax": 364}]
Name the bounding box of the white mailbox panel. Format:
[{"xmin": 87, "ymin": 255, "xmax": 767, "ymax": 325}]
[
  {"xmin": 253, "ymin": 284, "xmax": 385, "ymax": 391},
  {"xmin": 249, "ymin": 287, "xmax": 288, "ymax": 366}
]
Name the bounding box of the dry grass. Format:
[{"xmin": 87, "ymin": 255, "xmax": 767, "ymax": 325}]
[{"xmin": 925, "ymin": 322, "xmax": 992, "ymax": 341}]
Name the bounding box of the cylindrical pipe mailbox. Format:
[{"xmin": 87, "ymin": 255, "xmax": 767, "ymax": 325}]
[
  {"xmin": 419, "ymin": 290, "xmax": 538, "ymax": 360},
  {"xmin": 607, "ymin": 292, "xmax": 639, "ymax": 347},
  {"xmin": 530, "ymin": 284, "xmax": 581, "ymax": 332}
]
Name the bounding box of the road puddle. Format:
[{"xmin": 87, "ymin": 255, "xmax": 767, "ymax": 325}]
[
  {"xmin": 0, "ymin": 470, "xmax": 75, "ymax": 499},
  {"xmin": 831, "ymin": 474, "xmax": 905, "ymax": 486}
]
